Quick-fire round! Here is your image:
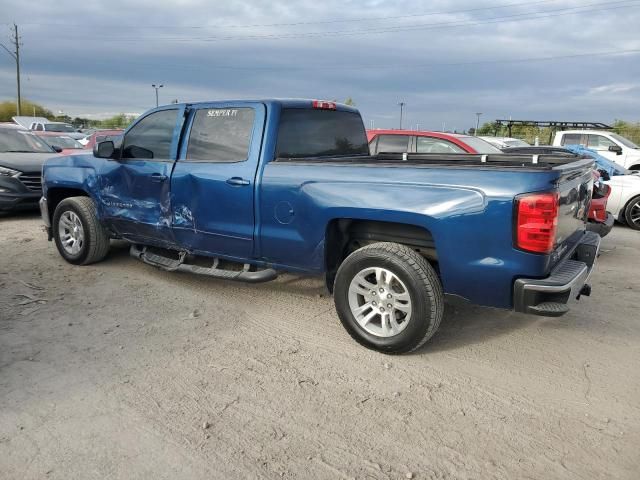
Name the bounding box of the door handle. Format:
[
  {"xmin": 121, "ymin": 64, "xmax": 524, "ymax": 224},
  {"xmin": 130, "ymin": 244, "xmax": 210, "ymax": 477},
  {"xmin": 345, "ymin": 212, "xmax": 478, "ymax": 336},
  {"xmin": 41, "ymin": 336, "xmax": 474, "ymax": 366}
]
[
  {"xmin": 226, "ymin": 177, "xmax": 250, "ymax": 186},
  {"xmin": 151, "ymin": 173, "xmax": 168, "ymax": 183}
]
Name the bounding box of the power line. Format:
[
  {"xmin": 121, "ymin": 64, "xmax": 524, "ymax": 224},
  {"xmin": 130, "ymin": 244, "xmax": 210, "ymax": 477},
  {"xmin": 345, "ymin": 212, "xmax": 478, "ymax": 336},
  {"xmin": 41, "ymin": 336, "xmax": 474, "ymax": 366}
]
[
  {"xmin": 32, "ymin": 0, "xmax": 639, "ymax": 43},
  {"xmin": 11, "ymin": 0, "xmax": 562, "ymax": 29},
  {"xmin": 23, "ymin": 48, "xmax": 638, "ymax": 73}
]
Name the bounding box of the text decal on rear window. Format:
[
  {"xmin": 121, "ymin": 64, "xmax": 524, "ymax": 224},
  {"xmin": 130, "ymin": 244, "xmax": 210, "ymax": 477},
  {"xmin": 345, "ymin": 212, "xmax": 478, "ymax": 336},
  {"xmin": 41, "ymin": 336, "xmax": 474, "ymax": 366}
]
[{"xmin": 207, "ymin": 109, "xmax": 238, "ymax": 117}]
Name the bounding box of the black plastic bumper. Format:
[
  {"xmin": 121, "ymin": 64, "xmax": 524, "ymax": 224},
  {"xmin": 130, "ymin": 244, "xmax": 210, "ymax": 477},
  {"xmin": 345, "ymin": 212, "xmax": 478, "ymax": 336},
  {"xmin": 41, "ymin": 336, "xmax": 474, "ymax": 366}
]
[
  {"xmin": 0, "ymin": 191, "xmax": 40, "ymax": 212},
  {"xmin": 513, "ymin": 231, "xmax": 600, "ymax": 317},
  {"xmin": 586, "ymin": 212, "xmax": 614, "ymax": 238}
]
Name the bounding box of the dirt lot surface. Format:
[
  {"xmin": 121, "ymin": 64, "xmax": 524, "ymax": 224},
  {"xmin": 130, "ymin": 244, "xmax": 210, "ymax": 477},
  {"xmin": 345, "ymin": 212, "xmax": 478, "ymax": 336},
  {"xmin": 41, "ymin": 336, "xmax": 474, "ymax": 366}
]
[{"xmin": 1, "ymin": 213, "xmax": 639, "ymax": 480}]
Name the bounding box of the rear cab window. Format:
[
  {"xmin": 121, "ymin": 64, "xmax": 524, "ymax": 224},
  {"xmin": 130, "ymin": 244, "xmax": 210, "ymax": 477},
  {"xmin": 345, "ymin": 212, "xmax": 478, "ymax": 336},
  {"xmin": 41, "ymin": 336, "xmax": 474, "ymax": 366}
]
[{"xmin": 276, "ymin": 109, "xmax": 369, "ymax": 159}]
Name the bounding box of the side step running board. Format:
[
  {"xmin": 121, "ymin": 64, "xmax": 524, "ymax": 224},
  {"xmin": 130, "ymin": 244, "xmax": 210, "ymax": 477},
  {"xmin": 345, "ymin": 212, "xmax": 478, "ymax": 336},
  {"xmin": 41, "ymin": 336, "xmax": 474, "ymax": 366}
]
[{"xmin": 130, "ymin": 245, "xmax": 277, "ymax": 283}]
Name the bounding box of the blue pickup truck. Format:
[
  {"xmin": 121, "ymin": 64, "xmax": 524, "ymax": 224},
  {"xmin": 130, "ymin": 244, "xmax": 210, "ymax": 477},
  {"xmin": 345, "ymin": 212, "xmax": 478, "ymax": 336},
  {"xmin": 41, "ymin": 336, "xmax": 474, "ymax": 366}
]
[{"xmin": 40, "ymin": 99, "xmax": 600, "ymax": 353}]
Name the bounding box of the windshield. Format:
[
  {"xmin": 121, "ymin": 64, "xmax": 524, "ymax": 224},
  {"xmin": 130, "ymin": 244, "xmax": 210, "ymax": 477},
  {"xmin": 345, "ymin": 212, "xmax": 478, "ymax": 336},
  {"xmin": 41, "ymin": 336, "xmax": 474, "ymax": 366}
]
[
  {"xmin": 610, "ymin": 133, "xmax": 639, "ymax": 149},
  {"xmin": 460, "ymin": 136, "xmax": 503, "ymax": 154},
  {"xmin": 0, "ymin": 128, "xmax": 55, "ymax": 153},
  {"xmin": 45, "ymin": 123, "xmax": 75, "ymax": 133},
  {"xmin": 42, "ymin": 135, "xmax": 84, "ymax": 149}
]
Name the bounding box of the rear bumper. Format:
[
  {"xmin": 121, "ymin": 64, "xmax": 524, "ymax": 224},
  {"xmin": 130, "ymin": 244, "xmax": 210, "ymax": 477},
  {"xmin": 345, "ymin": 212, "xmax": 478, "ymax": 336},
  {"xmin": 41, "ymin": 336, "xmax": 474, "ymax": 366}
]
[
  {"xmin": 513, "ymin": 231, "xmax": 600, "ymax": 317},
  {"xmin": 586, "ymin": 212, "xmax": 614, "ymax": 237}
]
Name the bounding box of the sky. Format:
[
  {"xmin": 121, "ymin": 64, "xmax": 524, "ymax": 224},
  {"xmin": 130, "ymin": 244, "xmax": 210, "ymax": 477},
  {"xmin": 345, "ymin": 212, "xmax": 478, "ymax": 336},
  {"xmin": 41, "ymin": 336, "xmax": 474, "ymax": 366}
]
[{"xmin": 1, "ymin": 0, "xmax": 639, "ymax": 131}]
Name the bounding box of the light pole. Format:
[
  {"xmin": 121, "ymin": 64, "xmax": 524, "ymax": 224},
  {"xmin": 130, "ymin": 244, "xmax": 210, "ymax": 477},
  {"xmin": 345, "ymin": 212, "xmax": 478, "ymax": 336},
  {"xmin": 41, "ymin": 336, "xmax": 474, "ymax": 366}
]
[
  {"xmin": 474, "ymin": 112, "xmax": 482, "ymax": 136},
  {"xmin": 398, "ymin": 102, "xmax": 405, "ymax": 129},
  {"xmin": 152, "ymin": 84, "xmax": 164, "ymax": 107}
]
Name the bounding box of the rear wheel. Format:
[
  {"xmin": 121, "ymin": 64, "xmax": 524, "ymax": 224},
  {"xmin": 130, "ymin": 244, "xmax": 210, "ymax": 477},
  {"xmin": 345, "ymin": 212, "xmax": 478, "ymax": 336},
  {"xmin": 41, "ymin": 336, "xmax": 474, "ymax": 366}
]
[
  {"xmin": 53, "ymin": 196, "xmax": 110, "ymax": 265},
  {"xmin": 624, "ymin": 195, "xmax": 640, "ymax": 230},
  {"xmin": 333, "ymin": 242, "xmax": 444, "ymax": 354}
]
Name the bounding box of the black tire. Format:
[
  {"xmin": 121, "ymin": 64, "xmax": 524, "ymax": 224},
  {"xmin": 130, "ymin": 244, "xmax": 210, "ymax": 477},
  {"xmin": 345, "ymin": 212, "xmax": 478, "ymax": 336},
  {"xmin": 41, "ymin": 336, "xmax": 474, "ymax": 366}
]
[
  {"xmin": 623, "ymin": 195, "xmax": 640, "ymax": 230},
  {"xmin": 52, "ymin": 196, "xmax": 110, "ymax": 265},
  {"xmin": 334, "ymin": 242, "xmax": 444, "ymax": 354}
]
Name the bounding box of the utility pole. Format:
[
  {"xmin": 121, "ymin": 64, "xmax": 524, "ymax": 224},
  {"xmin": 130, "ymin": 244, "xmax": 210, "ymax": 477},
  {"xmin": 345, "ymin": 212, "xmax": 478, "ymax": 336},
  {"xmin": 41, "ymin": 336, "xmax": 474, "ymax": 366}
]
[
  {"xmin": 398, "ymin": 102, "xmax": 405, "ymax": 129},
  {"xmin": 474, "ymin": 112, "xmax": 482, "ymax": 136},
  {"xmin": 152, "ymin": 84, "xmax": 163, "ymax": 107},
  {"xmin": 1, "ymin": 24, "xmax": 22, "ymax": 115}
]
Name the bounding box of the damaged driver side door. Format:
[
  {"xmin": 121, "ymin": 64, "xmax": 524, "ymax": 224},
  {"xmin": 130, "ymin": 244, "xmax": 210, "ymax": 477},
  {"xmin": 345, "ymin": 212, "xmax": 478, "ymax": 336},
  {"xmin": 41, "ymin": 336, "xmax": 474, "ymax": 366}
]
[{"xmin": 98, "ymin": 106, "xmax": 185, "ymax": 246}]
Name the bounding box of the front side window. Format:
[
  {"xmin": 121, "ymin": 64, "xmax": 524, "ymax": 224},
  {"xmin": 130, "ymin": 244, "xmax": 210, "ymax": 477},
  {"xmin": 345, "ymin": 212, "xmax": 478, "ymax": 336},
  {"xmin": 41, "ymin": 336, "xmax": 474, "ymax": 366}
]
[
  {"xmin": 587, "ymin": 134, "xmax": 616, "ymax": 151},
  {"xmin": 374, "ymin": 135, "xmax": 410, "ymax": 154},
  {"xmin": 186, "ymin": 108, "xmax": 255, "ymax": 162},
  {"xmin": 416, "ymin": 136, "xmax": 465, "ymax": 154},
  {"xmin": 122, "ymin": 109, "xmax": 178, "ymax": 159}
]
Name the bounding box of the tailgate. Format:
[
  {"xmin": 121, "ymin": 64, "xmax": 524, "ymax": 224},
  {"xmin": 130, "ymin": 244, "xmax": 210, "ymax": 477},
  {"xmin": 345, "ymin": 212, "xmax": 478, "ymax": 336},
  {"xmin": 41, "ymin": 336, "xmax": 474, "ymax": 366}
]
[{"xmin": 553, "ymin": 159, "xmax": 595, "ymax": 259}]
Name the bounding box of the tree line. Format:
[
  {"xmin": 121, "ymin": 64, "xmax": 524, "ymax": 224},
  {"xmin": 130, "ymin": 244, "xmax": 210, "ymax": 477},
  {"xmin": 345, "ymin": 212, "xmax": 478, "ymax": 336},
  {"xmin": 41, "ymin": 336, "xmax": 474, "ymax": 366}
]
[
  {"xmin": 0, "ymin": 99, "xmax": 137, "ymax": 129},
  {"xmin": 476, "ymin": 120, "xmax": 640, "ymax": 145}
]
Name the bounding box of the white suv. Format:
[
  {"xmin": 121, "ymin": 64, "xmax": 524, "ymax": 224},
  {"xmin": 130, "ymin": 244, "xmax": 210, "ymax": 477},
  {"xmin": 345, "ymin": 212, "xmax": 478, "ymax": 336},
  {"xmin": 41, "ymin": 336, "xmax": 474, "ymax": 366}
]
[{"xmin": 553, "ymin": 130, "xmax": 640, "ymax": 170}]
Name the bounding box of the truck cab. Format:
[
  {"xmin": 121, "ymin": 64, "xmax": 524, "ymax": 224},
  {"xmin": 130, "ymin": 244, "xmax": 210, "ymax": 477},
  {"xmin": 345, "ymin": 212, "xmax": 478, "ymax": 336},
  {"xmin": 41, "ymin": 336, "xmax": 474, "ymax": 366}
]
[{"xmin": 553, "ymin": 130, "xmax": 640, "ymax": 170}]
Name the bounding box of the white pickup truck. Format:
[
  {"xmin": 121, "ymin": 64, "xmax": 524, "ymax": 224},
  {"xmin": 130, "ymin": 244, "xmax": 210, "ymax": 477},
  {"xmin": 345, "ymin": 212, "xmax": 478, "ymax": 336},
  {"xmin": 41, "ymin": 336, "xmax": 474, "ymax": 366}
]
[{"xmin": 553, "ymin": 130, "xmax": 640, "ymax": 170}]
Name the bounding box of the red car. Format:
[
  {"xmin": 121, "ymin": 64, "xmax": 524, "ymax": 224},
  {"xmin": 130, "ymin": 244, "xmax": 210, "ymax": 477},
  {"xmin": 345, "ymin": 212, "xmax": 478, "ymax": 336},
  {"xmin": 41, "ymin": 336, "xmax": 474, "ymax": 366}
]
[
  {"xmin": 367, "ymin": 129, "xmax": 503, "ymax": 155},
  {"xmin": 80, "ymin": 129, "xmax": 124, "ymax": 150}
]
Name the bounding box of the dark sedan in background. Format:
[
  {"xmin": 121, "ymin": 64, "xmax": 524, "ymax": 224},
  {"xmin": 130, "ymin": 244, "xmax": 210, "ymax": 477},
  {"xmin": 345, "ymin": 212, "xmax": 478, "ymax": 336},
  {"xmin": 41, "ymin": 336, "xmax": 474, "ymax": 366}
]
[{"xmin": 0, "ymin": 124, "xmax": 58, "ymax": 213}]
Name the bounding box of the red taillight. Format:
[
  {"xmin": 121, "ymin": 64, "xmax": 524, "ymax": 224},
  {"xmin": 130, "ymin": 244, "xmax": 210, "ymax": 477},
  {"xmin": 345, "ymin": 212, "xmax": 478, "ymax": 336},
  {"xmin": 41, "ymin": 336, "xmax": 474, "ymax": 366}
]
[
  {"xmin": 515, "ymin": 192, "xmax": 559, "ymax": 254},
  {"xmin": 312, "ymin": 100, "xmax": 337, "ymax": 110}
]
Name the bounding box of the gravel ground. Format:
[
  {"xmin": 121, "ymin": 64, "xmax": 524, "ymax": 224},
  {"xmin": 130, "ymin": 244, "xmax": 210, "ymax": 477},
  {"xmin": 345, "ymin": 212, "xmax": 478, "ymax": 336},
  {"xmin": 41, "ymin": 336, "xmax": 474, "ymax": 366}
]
[{"xmin": 1, "ymin": 212, "xmax": 639, "ymax": 480}]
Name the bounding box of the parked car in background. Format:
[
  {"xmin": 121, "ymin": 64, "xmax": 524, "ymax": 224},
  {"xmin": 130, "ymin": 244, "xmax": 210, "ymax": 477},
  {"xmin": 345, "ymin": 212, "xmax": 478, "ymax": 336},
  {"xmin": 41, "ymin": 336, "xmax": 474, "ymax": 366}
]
[
  {"xmin": 12, "ymin": 116, "xmax": 85, "ymax": 140},
  {"xmin": 553, "ymin": 130, "xmax": 640, "ymax": 170},
  {"xmin": 0, "ymin": 123, "xmax": 57, "ymax": 213},
  {"xmin": 480, "ymin": 136, "xmax": 530, "ymax": 149},
  {"xmin": 564, "ymin": 145, "xmax": 640, "ymax": 231},
  {"xmin": 79, "ymin": 129, "xmax": 124, "ymax": 149},
  {"xmin": 34, "ymin": 132, "xmax": 86, "ymax": 155},
  {"xmin": 505, "ymin": 145, "xmax": 640, "ymax": 231},
  {"xmin": 367, "ymin": 129, "xmax": 503, "ymax": 154},
  {"xmin": 40, "ymin": 99, "xmax": 600, "ymax": 352}
]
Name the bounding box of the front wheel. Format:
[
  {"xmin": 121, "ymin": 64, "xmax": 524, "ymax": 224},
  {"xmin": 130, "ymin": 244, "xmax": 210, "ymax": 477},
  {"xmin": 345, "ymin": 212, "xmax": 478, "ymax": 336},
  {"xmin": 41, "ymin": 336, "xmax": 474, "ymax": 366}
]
[
  {"xmin": 624, "ymin": 195, "xmax": 640, "ymax": 230},
  {"xmin": 333, "ymin": 242, "xmax": 444, "ymax": 354},
  {"xmin": 53, "ymin": 196, "xmax": 110, "ymax": 265}
]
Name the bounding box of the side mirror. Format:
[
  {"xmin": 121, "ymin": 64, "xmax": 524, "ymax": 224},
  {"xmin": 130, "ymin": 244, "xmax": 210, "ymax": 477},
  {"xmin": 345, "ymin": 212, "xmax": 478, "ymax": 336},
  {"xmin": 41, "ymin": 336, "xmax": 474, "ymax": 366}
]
[
  {"xmin": 597, "ymin": 169, "xmax": 611, "ymax": 181},
  {"xmin": 52, "ymin": 145, "xmax": 63, "ymax": 153},
  {"xmin": 608, "ymin": 145, "xmax": 623, "ymax": 155},
  {"xmin": 94, "ymin": 140, "xmax": 115, "ymax": 159}
]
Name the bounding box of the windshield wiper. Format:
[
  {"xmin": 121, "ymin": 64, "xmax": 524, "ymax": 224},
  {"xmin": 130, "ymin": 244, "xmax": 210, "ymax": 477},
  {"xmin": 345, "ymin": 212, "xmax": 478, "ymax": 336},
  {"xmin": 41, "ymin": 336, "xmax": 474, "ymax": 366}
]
[{"xmin": 4, "ymin": 150, "xmax": 42, "ymax": 153}]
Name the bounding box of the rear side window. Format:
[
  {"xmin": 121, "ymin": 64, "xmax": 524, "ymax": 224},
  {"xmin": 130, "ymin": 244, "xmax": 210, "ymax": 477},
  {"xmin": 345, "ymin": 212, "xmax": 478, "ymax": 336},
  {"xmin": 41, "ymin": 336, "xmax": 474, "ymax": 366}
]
[
  {"xmin": 122, "ymin": 109, "xmax": 178, "ymax": 160},
  {"xmin": 416, "ymin": 136, "xmax": 464, "ymax": 154},
  {"xmin": 374, "ymin": 135, "xmax": 410, "ymax": 154},
  {"xmin": 561, "ymin": 133, "xmax": 583, "ymax": 146},
  {"xmin": 187, "ymin": 108, "xmax": 255, "ymax": 162},
  {"xmin": 276, "ymin": 109, "xmax": 368, "ymax": 158}
]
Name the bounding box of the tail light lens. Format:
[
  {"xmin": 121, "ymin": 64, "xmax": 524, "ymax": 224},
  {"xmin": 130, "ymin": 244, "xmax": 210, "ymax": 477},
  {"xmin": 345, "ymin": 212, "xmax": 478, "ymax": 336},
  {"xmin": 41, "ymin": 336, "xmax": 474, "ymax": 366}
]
[
  {"xmin": 312, "ymin": 100, "xmax": 337, "ymax": 110},
  {"xmin": 515, "ymin": 192, "xmax": 559, "ymax": 254}
]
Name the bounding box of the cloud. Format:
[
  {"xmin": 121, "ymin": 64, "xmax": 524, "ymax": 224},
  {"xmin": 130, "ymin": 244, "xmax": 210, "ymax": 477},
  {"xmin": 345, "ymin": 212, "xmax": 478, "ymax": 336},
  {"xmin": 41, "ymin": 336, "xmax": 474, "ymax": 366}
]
[{"xmin": 1, "ymin": 0, "xmax": 639, "ymax": 129}]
